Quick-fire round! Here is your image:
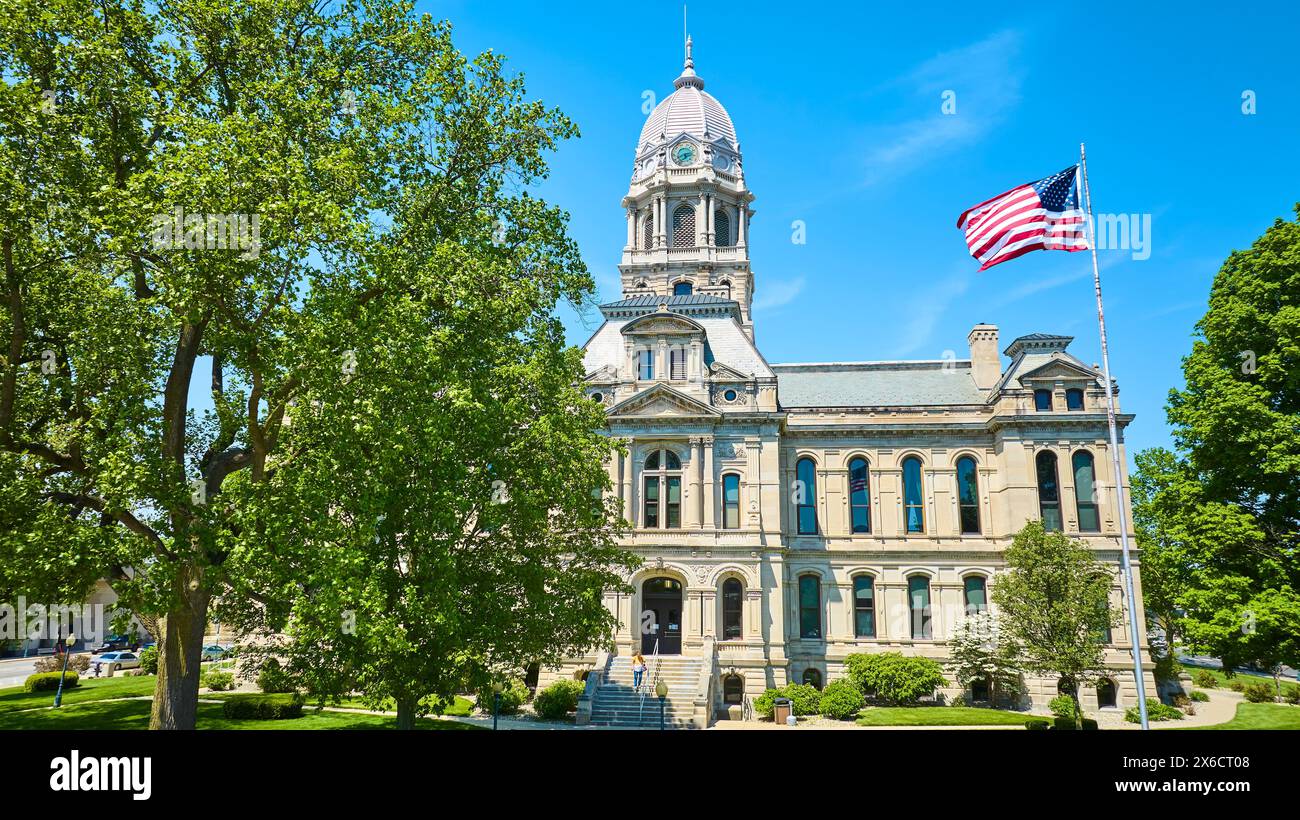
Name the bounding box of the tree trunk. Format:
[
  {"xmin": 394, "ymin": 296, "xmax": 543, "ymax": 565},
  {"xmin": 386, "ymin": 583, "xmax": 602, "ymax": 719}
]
[
  {"xmin": 395, "ymin": 696, "xmax": 417, "ymax": 730},
  {"xmin": 1069, "ymin": 683, "xmax": 1083, "ymax": 729},
  {"xmin": 148, "ymin": 570, "xmax": 210, "ymax": 730}
]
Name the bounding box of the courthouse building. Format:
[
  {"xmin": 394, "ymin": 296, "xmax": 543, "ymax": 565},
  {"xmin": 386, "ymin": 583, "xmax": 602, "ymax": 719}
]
[{"xmin": 544, "ymin": 39, "xmax": 1156, "ymax": 727}]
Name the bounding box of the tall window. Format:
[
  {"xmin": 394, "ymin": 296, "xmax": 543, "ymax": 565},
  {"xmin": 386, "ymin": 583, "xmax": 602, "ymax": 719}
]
[
  {"xmin": 956, "ymin": 456, "xmax": 980, "ymax": 534},
  {"xmin": 1037, "ymin": 451, "xmax": 1062, "ymax": 532},
  {"xmin": 638, "ymin": 349, "xmax": 654, "ymax": 381},
  {"xmin": 669, "ymin": 348, "xmax": 686, "ymax": 380},
  {"xmin": 908, "ymin": 575, "xmax": 932, "ymax": 639},
  {"xmin": 642, "ymin": 449, "xmax": 682, "ymax": 529},
  {"xmin": 672, "ymin": 204, "xmax": 695, "ymax": 248},
  {"xmin": 1066, "ymin": 388, "xmax": 1085, "ymax": 410},
  {"xmin": 798, "ymin": 575, "xmax": 821, "ymax": 639},
  {"xmin": 796, "ymin": 458, "xmax": 818, "ymax": 535},
  {"xmin": 1073, "ymin": 450, "xmax": 1100, "ymax": 532},
  {"xmin": 964, "ymin": 576, "xmax": 987, "ymax": 615},
  {"xmin": 672, "ymin": 281, "xmax": 693, "ymax": 297},
  {"xmin": 722, "ymin": 473, "xmax": 741, "ymax": 529},
  {"xmin": 849, "ymin": 457, "xmax": 871, "ymax": 534},
  {"xmin": 641, "ymin": 213, "xmax": 654, "ymax": 249},
  {"xmin": 903, "ymin": 457, "xmax": 924, "ymax": 533},
  {"xmin": 722, "ymin": 578, "xmax": 743, "ymax": 640},
  {"xmin": 853, "ymin": 576, "xmax": 876, "ymax": 638},
  {"xmin": 1096, "ymin": 678, "xmax": 1117, "ymax": 708},
  {"xmin": 1034, "ymin": 389, "xmax": 1053, "ymax": 411},
  {"xmin": 714, "ymin": 208, "xmax": 732, "ymax": 247}
]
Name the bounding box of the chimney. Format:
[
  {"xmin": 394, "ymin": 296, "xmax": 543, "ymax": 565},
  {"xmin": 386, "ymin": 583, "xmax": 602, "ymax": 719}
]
[{"xmin": 967, "ymin": 323, "xmax": 1001, "ymax": 390}]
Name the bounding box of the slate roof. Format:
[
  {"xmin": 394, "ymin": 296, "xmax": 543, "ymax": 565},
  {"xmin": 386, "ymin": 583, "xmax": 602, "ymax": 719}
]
[
  {"xmin": 582, "ymin": 312, "xmax": 773, "ymax": 379},
  {"xmin": 771, "ymin": 361, "xmax": 987, "ymax": 408}
]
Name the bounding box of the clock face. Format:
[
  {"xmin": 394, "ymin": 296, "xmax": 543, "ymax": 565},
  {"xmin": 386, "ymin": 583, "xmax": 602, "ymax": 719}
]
[{"xmin": 672, "ymin": 143, "xmax": 696, "ymax": 165}]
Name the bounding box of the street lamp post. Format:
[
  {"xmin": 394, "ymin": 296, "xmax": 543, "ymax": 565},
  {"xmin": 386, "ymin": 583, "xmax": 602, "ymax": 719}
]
[
  {"xmin": 54, "ymin": 633, "xmax": 76, "ymax": 708},
  {"xmin": 655, "ymin": 679, "xmax": 668, "ymax": 730},
  {"xmin": 492, "ymin": 682, "xmax": 504, "ymax": 731}
]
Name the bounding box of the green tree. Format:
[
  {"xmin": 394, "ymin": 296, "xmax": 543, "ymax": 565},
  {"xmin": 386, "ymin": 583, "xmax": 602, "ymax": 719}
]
[
  {"xmin": 0, "ymin": 0, "xmax": 623, "ymax": 728},
  {"xmin": 1133, "ymin": 206, "xmax": 1300, "ymax": 694},
  {"xmin": 947, "ymin": 611, "xmax": 1023, "ymax": 709},
  {"xmin": 991, "ymin": 521, "xmax": 1119, "ymax": 727}
]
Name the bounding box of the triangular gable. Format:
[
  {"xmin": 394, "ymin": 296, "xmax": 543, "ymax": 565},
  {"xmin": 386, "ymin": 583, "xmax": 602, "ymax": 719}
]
[
  {"xmin": 1017, "ymin": 356, "xmax": 1101, "ymax": 383},
  {"xmin": 708, "ymin": 361, "xmax": 753, "ymax": 381},
  {"xmin": 583, "ymin": 364, "xmax": 617, "ymax": 383},
  {"xmin": 607, "ymin": 383, "xmax": 721, "ymax": 419}
]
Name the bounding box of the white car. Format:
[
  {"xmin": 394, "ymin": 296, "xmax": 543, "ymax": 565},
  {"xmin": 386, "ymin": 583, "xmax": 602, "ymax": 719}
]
[{"xmin": 96, "ymin": 651, "xmax": 141, "ymax": 673}]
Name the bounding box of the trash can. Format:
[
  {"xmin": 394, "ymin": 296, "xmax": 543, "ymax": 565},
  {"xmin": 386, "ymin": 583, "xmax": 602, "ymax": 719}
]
[{"xmin": 772, "ymin": 697, "xmax": 792, "ymax": 726}]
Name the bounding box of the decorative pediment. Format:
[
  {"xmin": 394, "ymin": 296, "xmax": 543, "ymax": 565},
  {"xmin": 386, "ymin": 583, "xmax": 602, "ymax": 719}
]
[
  {"xmin": 606, "ymin": 383, "xmax": 721, "ymax": 419},
  {"xmin": 621, "ymin": 311, "xmax": 705, "ymax": 338},
  {"xmin": 708, "ymin": 361, "xmax": 753, "ymax": 382},
  {"xmin": 583, "ymin": 364, "xmax": 617, "ymax": 383},
  {"xmin": 1018, "ymin": 357, "xmax": 1100, "ymax": 383}
]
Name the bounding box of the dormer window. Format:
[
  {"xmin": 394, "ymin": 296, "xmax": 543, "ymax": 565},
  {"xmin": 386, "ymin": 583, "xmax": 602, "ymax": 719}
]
[
  {"xmin": 1066, "ymin": 388, "xmax": 1084, "ymax": 410},
  {"xmin": 1034, "ymin": 389, "xmax": 1053, "ymax": 411},
  {"xmin": 673, "ymin": 282, "xmax": 693, "ymax": 296},
  {"xmin": 638, "ymin": 349, "xmax": 654, "ymax": 381}
]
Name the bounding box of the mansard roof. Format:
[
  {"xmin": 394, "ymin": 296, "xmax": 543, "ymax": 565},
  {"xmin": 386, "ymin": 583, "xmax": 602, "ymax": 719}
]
[
  {"xmin": 582, "ymin": 298, "xmax": 773, "ymax": 379},
  {"xmin": 772, "ymin": 361, "xmax": 987, "ymax": 408}
]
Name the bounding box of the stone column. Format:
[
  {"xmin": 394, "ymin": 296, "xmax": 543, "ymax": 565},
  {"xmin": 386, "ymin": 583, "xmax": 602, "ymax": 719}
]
[
  {"xmin": 624, "ymin": 438, "xmax": 636, "ymax": 526},
  {"xmin": 696, "ymin": 193, "xmax": 707, "ymax": 247},
  {"xmin": 625, "ymin": 206, "xmax": 635, "ymax": 249},
  {"xmin": 738, "ymin": 205, "xmax": 748, "ymax": 246},
  {"xmin": 693, "ymin": 437, "xmax": 706, "ymax": 529},
  {"xmin": 702, "ymin": 437, "xmax": 715, "ymax": 529}
]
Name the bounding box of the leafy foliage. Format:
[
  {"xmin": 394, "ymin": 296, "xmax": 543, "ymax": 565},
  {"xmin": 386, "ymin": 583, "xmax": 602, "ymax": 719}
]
[
  {"xmin": 138, "ymin": 646, "xmax": 159, "ymax": 676},
  {"xmin": 1049, "ymin": 694, "xmax": 1077, "ymax": 720},
  {"xmin": 818, "ymin": 679, "xmax": 865, "ymax": 720},
  {"xmin": 946, "ymin": 611, "xmax": 1023, "ymax": 708},
  {"xmin": 843, "ymin": 652, "xmax": 947, "ymax": 705},
  {"xmin": 1125, "ymin": 698, "xmax": 1183, "ymax": 723},
  {"xmin": 25, "ymin": 671, "xmax": 79, "ymax": 691},
  {"xmin": 532, "ymin": 678, "xmax": 584, "ymax": 720},
  {"xmin": 200, "ymin": 670, "xmax": 234, "ymax": 691},
  {"xmin": 255, "ymin": 658, "xmax": 295, "ymax": 694},
  {"xmin": 1192, "ymin": 669, "xmax": 1218, "ymax": 688},
  {"xmin": 33, "ymin": 653, "xmax": 90, "ymax": 674},
  {"xmin": 220, "ymin": 693, "xmax": 304, "ymax": 720},
  {"xmin": 477, "ymin": 679, "xmax": 529, "ymax": 715},
  {"xmin": 753, "ymin": 683, "xmax": 822, "ymax": 718}
]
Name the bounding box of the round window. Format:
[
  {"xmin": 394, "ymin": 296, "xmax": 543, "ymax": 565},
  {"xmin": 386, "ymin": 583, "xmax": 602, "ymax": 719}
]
[
  {"xmin": 723, "ymin": 389, "xmax": 737, "ymax": 402},
  {"xmin": 590, "ymin": 392, "xmax": 603, "ymax": 404}
]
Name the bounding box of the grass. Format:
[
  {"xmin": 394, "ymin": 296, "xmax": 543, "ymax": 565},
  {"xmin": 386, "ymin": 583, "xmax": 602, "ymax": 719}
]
[
  {"xmin": 0, "ymin": 697, "xmax": 485, "ymax": 730},
  {"xmin": 0, "ymin": 674, "xmax": 157, "ymax": 714},
  {"xmin": 854, "ymin": 706, "xmax": 1030, "ymax": 727},
  {"xmin": 1178, "ymin": 702, "xmax": 1300, "ymax": 731},
  {"xmin": 1182, "ymin": 665, "xmax": 1298, "ymax": 695},
  {"xmin": 302, "ymin": 694, "xmax": 474, "ymax": 716}
]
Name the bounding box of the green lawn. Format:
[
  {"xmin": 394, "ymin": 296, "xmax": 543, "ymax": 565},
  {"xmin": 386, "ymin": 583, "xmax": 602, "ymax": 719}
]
[
  {"xmin": 304, "ymin": 694, "xmax": 474, "ymax": 716},
  {"xmin": 1178, "ymin": 702, "xmax": 1300, "ymax": 730},
  {"xmin": 0, "ymin": 675, "xmax": 157, "ymax": 714},
  {"xmin": 0, "ymin": 698, "xmax": 484, "ymax": 730},
  {"xmin": 1183, "ymin": 665, "xmax": 1298, "ymax": 696},
  {"xmin": 855, "ymin": 706, "xmax": 1030, "ymax": 727}
]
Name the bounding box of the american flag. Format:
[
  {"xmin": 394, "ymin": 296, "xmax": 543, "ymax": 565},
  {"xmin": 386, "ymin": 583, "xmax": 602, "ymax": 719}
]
[{"xmin": 956, "ymin": 166, "xmax": 1088, "ymax": 271}]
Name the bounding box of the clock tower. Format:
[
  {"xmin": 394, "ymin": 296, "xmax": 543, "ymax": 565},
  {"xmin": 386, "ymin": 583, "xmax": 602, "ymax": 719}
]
[{"xmin": 619, "ymin": 36, "xmax": 758, "ymax": 340}]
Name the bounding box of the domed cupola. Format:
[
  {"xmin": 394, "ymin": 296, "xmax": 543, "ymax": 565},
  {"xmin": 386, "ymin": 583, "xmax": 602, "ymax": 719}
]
[{"xmin": 635, "ymin": 36, "xmax": 739, "ymax": 174}]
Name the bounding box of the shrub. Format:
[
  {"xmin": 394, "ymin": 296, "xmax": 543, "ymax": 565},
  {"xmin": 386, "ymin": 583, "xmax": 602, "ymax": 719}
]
[
  {"xmin": 477, "ymin": 679, "xmax": 529, "ymax": 715},
  {"xmin": 1153, "ymin": 652, "xmax": 1182, "ymax": 684},
  {"xmin": 1227, "ymin": 679, "xmax": 1246, "ymax": 692},
  {"xmin": 201, "ymin": 671, "xmax": 235, "ymax": 691},
  {"xmin": 784, "ymin": 683, "xmax": 823, "ymax": 716},
  {"xmin": 1171, "ymin": 693, "xmax": 1191, "ymax": 708},
  {"xmin": 1192, "ymin": 669, "xmax": 1218, "ymax": 689},
  {"xmin": 1189, "ymin": 690, "xmax": 1209, "ymax": 702},
  {"xmin": 1049, "ymin": 694, "xmax": 1077, "ymax": 720},
  {"xmin": 138, "ymin": 646, "xmax": 159, "ymax": 675},
  {"xmin": 220, "ymin": 693, "xmax": 304, "ymax": 720},
  {"xmin": 33, "ymin": 653, "xmax": 92, "ymax": 674},
  {"xmin": 754, "ymin": 688, "xmax": 780, "ymax": 718},
  {"xmin": 1025, "ymin": 718, "xmax": 1050, "ymax": 730},
  {"xmin": 533, "ymin": 679, "xmax": 585, "ymax": 720},
  {"xmin": 844, "ymin": 652, "xmax": 947, "ymax": 705},
  {"xmin": 1242, "ymin": 682, "xmax": 1275, "ymax": 703},
  {"xmin": 818, "ymin": 679, "xmax": 866, "ymax": 720},
  {"xmin": 1081, "ymin": 717, "xmax": 1099, "ymax": 730},
  {"xmin": 256, "ymin": 658, "xmax": 295, "ymax": 694},
  {"xmin": 24, "ymin": 671, "xmax": 80, "ymax": 692},
  {"xmin": 1285, "ymin": 687, "xmax": 1300, "ymax": 705},
  {"xmin": 1125, "ymin": 698, "xmax": 1183, "ymax": 723}
]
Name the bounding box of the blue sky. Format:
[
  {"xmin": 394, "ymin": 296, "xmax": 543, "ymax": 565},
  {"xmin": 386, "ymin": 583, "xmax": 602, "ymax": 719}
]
[{"xmin": 419, "ymin": 0, "xmax": 1300, "ymax": 462}]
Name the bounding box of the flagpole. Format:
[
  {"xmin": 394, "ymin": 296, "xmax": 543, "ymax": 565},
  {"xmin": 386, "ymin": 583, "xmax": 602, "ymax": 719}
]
[{"xmin": 1079, "ymin": 142, "xmax": 1150, "ymax": 730}]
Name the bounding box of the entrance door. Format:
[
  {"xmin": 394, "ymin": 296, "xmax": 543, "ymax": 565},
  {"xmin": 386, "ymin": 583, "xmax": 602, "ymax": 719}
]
[{"xmin": 641, "ymin": 577, "xmax": 682, "ymax": 655}]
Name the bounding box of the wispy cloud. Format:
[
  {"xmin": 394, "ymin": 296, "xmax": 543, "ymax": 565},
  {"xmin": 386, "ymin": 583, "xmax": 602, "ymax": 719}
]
[
  {"xmin": 891, "ymin": 271, "xmax": 971, "ymax": 356},
  {"xmin": 863, "ymin": 30, "xmax": 1024, "ymax": 185},
  {"xmin": 753, "ymin": 276, "xmax": 806, "ymax": 312}
]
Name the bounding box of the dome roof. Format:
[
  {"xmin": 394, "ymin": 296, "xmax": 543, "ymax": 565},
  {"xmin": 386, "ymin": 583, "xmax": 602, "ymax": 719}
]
[{"xmin": 636, "ymin": 37, "xmax": 737, "ymax": 155}]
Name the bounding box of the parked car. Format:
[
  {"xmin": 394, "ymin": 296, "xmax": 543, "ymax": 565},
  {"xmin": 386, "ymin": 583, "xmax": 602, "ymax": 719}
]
[
  {"xmin": 92, "ymin": 635, "xmax": 134, "ymax": 654},
  {"xmin": 200, "ymin": 645, "xmax": 230, "ymax": 662},
  {"xmin": 98, "ymin": 651, "xmax": 141, "ymax": 673}
]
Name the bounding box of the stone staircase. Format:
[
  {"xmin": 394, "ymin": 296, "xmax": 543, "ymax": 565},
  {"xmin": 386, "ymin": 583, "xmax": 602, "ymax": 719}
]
[{"xmin": 589, "ymin": 655, "xmax": 705, "ymax": 728}]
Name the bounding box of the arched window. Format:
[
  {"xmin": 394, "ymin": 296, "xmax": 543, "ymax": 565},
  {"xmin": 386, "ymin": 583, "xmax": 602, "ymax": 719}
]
[
  {"xmin": 714, "ymin": 208, "xmax": 732, "ymax": 247},
  {"xmin": 964, "ymin": 576, "xmax": 987, "ymax": 615},
  {"xmin": 849, "ymin": 457, "xmax": 871, "ymax": 534},
  {"xmin": 723, "ymin": 674, "xmax": 744, "ymax": 704},
  {"xmin": 908, "ymin": 575, "xmax": 932, "ymax": 639},
  {"xmin": 672, "ymin": 204, "xmax": 695, "ymax": 248},
  {"xmin": 971, "ymin": 678, "xmax": 990, "ymax": 703},
  {"xmin": 956, "ymin": 456, "xmax": 980, "ymax": 534},
  {"xmin": 722, "ymin": 473, "xmax": 741, "ymax": 529},
  {"xmin": 853, "ymin": 575, "xmax": 875, "ymax": 637},
  {"xmin": 1073, "ymin": 451, "xmax": 1100, "ymax": 532},
  {"xmin": 672, "ymin": 281, "xmax": 693, "ymax": 297},
  {"xmin": 1034, "ymin": 389, "xmax": 1053, "ymax": 411},
  {"xmin": 796, "ymin": 458, "xmax": 818, "ymax": 535},
  {"xmin": 1066, "ymin": 388, "xmax": 1085, "ymax": 411},
  {"xmin": 643, "ymin": 448, "xmax": 682, "ymax": 529},
  {"xmin": 902, "ymin": 457, "xmax": 925, "ymax": 533},
  {"xmin": 641, "ymin": 213, "xmax": 654, "ymax": 249},
  {"xmin": 798, "ymin": 574, "xmax": 821, "ymax": 639},
  {"xmin": 1036, "ymin": 451, "xmax": 1062, "ymax": 532},
  {"xmin": 722, "ymin": 578, "xmax": 743, "ymax": 640},
  {"xmin": 1096, "ymin": 678, "xmax": 1117, "ymax": 708},
  {"xmin": 718, "ymin": 279, "xmax": 732, "ymax": 300},
  {"xmin": 802, "ymin": 668, "xmax": 823, "ymax": 690}
]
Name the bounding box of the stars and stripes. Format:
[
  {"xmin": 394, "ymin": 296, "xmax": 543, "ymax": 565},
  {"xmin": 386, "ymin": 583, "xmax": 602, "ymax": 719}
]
[{"xmin": 956, "ymin": 165, "xmax": 1088, "ymax": 271}]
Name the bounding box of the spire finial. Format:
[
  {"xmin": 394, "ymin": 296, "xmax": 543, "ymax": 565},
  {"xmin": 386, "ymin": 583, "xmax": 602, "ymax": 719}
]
[
  {"xmin": 685, "ymin": 34, "xmax": 693, "ymax": 69},
  {"xmin": 673, "ymin": 23, "xmax": 704, "ymax": 91}
]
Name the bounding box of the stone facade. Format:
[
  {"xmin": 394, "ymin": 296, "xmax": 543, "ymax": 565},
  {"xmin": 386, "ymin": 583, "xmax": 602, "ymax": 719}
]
[{"xmin": 540, "ymin": 39, "xmax": 1156, "ymax": 723}]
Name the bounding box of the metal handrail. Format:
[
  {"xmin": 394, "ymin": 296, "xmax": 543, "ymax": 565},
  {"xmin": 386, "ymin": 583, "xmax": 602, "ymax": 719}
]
[{"xmin": 638, "ymin": 638, "xmax": 659, "ymax": 724}]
